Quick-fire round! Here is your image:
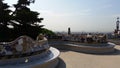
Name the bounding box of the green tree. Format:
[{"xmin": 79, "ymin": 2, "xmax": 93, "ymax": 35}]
[
  {"xmin": 12, "ymin": 0, "xmax": 44, "ymax": 39},
  {"xmin": 0, "ymin": 0, "xmax": 53, "ymax": 41},
  {"xmin": 0, "ymin": 0, "xmax": 13, "ymax": 41},
  {"xmin": 0, "ymin": 0, "xmax": 12, "ymax": 27},
  {"xmin": 41, "ymin": 28, "xmax": 55, "ymax": 36}
]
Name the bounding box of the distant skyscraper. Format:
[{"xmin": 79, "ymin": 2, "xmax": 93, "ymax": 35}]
[{"xmin": 68, "ymin": 27, "xmax": 71, "ymax": 35}]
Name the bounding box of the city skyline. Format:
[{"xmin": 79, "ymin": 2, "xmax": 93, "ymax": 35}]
[{"xmin": 5, "ymin": 0, "xmax": 120, "ymax": 32}]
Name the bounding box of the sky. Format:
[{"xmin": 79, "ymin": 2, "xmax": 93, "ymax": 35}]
[{"xmin": 4, "ymin": 0, "xmax": 120, "ymax": 32}]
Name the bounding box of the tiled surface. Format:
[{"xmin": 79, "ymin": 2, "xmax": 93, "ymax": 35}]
[{"xmin": 0, "ymin": 47, "xmax": 60, "ymax": 68}]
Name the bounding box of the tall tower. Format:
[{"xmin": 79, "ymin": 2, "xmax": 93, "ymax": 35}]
[
  {"xmin": 68, "ymin": 27, "xmax": 71, "ymax": 35},
  {"xmin": 116, "ymin": 17, "xmax": 120, "ymax": 31}
]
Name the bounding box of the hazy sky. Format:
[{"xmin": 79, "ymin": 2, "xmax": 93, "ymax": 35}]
[{"xmin": 4, "ymin": 0, "xmax": 120, "ymax": 32}]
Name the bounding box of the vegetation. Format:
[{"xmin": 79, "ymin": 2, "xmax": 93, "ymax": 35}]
[
  {"xmin": 0, "ymin": 0, "xmax": 13, "ymax": 41},
  {"xmin": 0, "ymin": 0, "xmax": 55, "ymax": 41},
  {"xmin": 41, "ymin": 28, "xmax": 55, "ymax": 36}
]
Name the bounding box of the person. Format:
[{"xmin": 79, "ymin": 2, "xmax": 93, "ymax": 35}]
[
  {"xmin": 102, "ymin": 34, "xmax": 107, "ymax": 43},
  {"xmin": 36, "ymin": 34, "xmax": 44, "ymax": 40},
  {"xmin": 86, "ymin": 33, "xmax": 93, "ymax": 43},
  {"xmin": 81, "ymin": 36, "xmax": 85, "ymax": 43}
]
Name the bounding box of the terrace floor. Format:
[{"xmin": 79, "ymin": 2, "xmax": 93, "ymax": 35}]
[{"xmin": 57, "ymin": 45, "xmax": 120, "ymax": 68}]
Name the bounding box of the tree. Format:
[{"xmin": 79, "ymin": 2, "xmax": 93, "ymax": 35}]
[
  {"xmin": 12, "ymin": 0, "xmax": 44, "ymax": 39},
  {"xmin": 0, "ymin": 0, "xmax": 12, "ymax": 28},
  {"xmin": 0, "ymin": 0, "xmax": 53, "ymax": 41},
  {"xmin": 41, "ymin": 28, "xmax": 55, "ymax": 36},
  {"xmin": 0, "ymin": 0, "xmax": 13, "ymax": 41}
]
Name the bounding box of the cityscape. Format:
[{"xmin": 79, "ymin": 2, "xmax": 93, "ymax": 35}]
[{"xmin": 0, "ymin": 0, "xmax": 120, "ymax": 68}]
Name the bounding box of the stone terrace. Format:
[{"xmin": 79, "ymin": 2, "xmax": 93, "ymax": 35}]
[{"xmin": 57, "ymin": 45, "xmax": 120, "ymax": 68}]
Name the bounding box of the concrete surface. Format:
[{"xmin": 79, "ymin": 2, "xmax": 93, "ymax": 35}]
[{"xmin": 57, "ymin": 45, "xmax": 120, "ymax": 68}]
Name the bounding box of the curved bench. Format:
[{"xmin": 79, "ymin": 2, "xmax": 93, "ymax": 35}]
[
  {"xmin": 0, "ymin": 36, "xmax": 60, "ymax": 68},
  {"xmin": 0, "ymin": 36, "xmax": 49, "ymax": 57},
  {"xmin": 51, "ymin": 42, "xmax": 115, "ymax": 54},
  {"xmin": 0, "ymin": 47, "xmax": 60, "ymax": 68}
]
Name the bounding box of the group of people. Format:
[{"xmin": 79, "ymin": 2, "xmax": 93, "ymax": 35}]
[{"xmin": 62, "ymin": 33, "xmax": 107, "ymax": 43}]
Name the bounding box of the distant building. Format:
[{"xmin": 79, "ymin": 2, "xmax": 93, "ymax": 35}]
[
  {"xmin": 114, "ymin": 17, "xmax": 120, "ymax": 38},
  {"xmin": 68, "ymin": 27, "xmax": 71, "ymax": 35},
  {"xmin": 114, "ymin": 17, "xmax": 120, "ymax": 33}
]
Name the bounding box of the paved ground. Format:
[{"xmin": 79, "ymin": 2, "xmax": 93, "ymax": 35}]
[{"xmin": 57, "ymin": 45, "xmax": 120, "ymax": 68}]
